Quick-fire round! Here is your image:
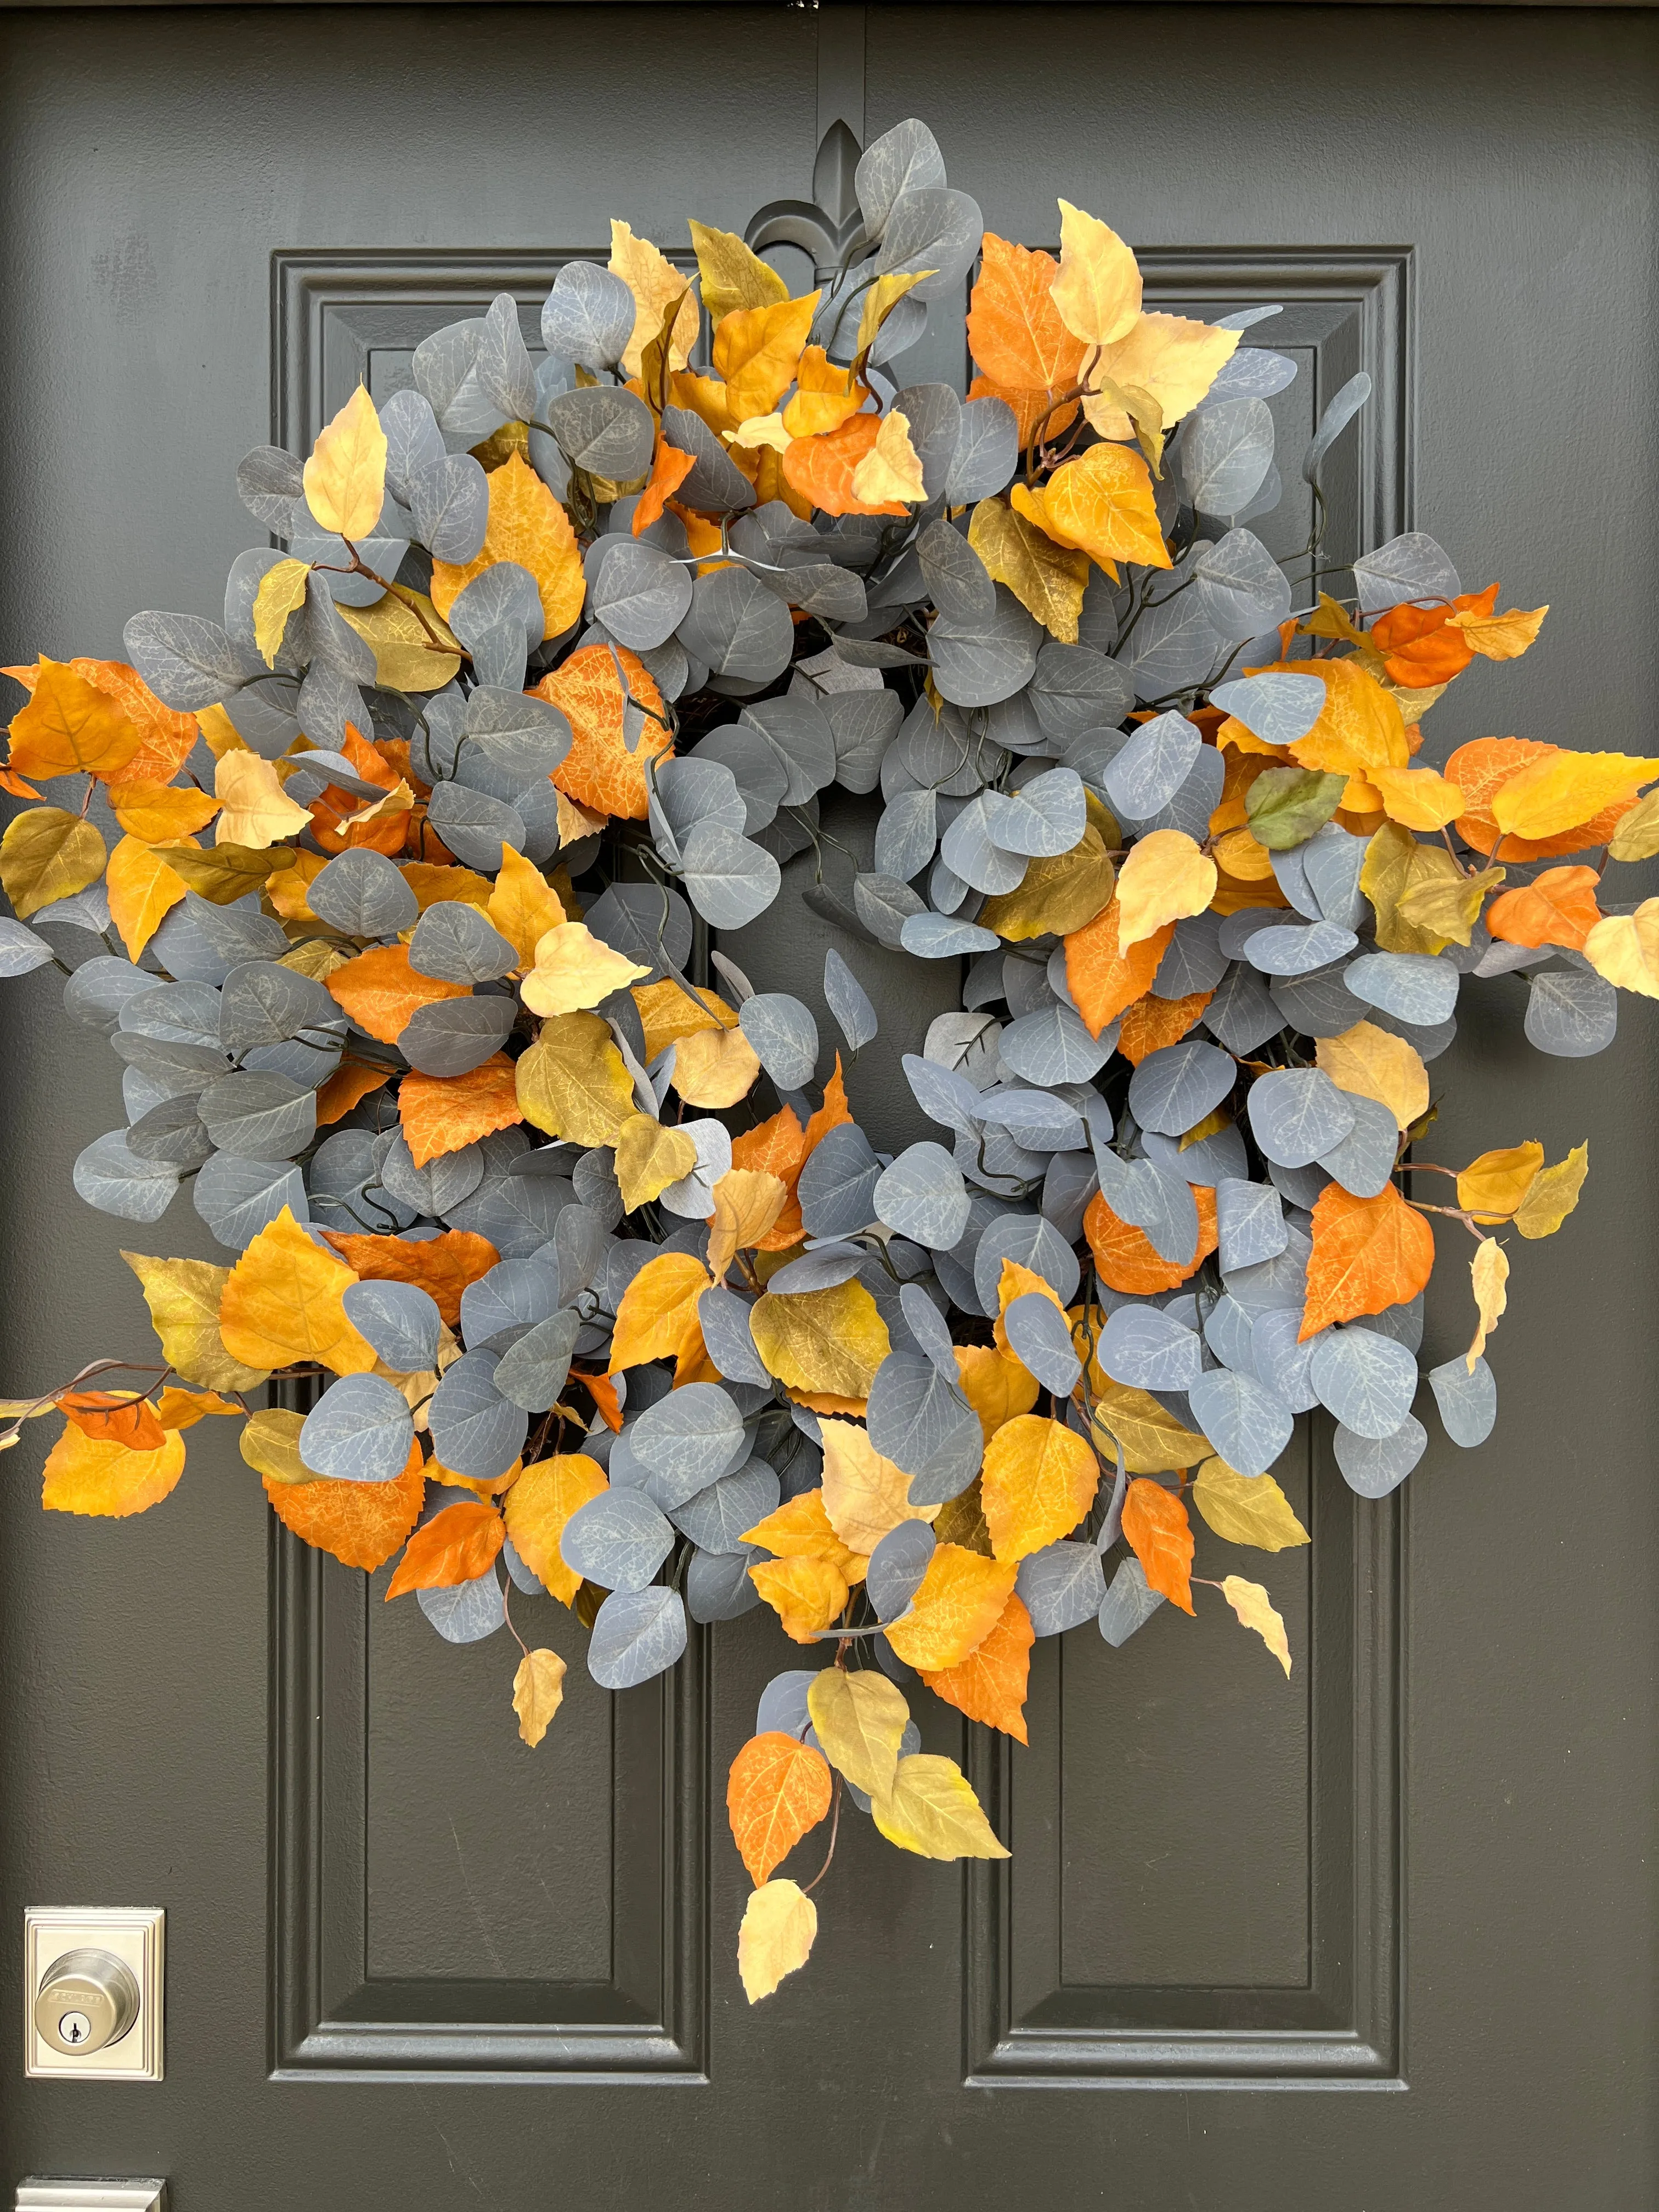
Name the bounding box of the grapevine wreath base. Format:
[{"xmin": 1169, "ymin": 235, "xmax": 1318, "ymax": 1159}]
[{"xmin": 2, "ymin": 119, "xmax": 1652, "ymax": 2001}]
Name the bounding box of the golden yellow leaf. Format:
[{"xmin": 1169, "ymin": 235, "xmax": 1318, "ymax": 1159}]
[
  {"xmin": 713, "ymin": 292, "xmax": 819, "ymax": 424},
  {"xmin": 1360, "ymin": 821, "xmax": 1464, "ymax": 955},
  {"xmin": 1447, "ymin": 602, "xmax": 1548, "ymax": 660},
  {"xmin": 613, "ymin": 1114, "xmax": 698, "ymax": 1212},
  {"xmin": 1369, "ymin": 765, "xmax": 1466, "ymax": 831},
  {"xmin": 968, "ymin": 498, "xmax": 1089, "ymax": 642},
  {"xmin": 479, "ymin": 845, "xmax": 562, "ymax": 968},
  {"xmin": 1491, "ymin": 752, "xmax": 1659, "ymax": 842},
  {"xmin": 1220, "ymin": 1575, "xmax": 1292, "ymax": 1676},
  {"xmin": 217, "ymin": 1206, "xmax": 378, "ymax": 1376},
  {"xmin": 883, "ymin": 1542, "xmax": 1016, "ymax": 1671},
  {"xmin": 154, "ymin": 1385, "xmax": 241, "ymax": 1431},
  {"xmin": 850, "ymin": 269, "xmax": 930, "ymax": 362},
  {"xmin": 743, "ymin": 1488, "xmax": 867, "ymax": 1582},
  {"xmin": 1049, "ymin": 199, "xmax": 1142, "ymax": 345},
  {"xmin": 516, "ymin": 1012, "xmax": 637, "ymax": 1146},
  {"xmin": 1513, "ymin": 1143, "xmax": 1589, "ymax": 1240},
  {"xmin": 1191, "ymin": 1459, "xmax": 1310, "ymax": 1551},
  {"xmin": 1314, "ymin": 1022, "xmax": 1427, "ymax": 1135},
  {"xmin": 512, "ymin": 1648, "xmax": 567, "ymax": 1747},
  {"xmin": 0, "ymin": 805, "xmax": 106, "ymax": 918},
  {"xmin": 707, "ymin": 1170, "xmax": 788, "ymax": 1284},
  {"xmin": 819, "ymin": 1418, "xmax": 939, "ymax": 1555},
  {"xmin": 689, "ymin": 218, "xmax": 788, "ymax": 321},
  {"xmin": 121, "ymin": 1251, "xmax": 270, "ymax": 1391},
  {"xmin": 610, "ymin": 218, "xmax": 698, "ymax": 379},
  {"xmin": 252, "ymin": 558, "xmax": 311, "ymax": 666},
  {"xmin": 519, "ymin": 921, "xmax": 650, "ymax": 1017},
  {"xmin": 806, "ymin": 1667, "xmax": 910, "ymax": 1798},
  {"xmin": 670, "ymin": 1022, "xmax": 763, "ymax": 1109},
  {"xmin": 1114, "ymin": 829, "xmax": 1217, "ymax": 951},
  {"xmin": 1284, "ymin": 657, "xmax": 1409, "ymax": 784},
  {"xmin": 337, "ymin": 589, "xmax": 463, "ymax": 691},
  {"xmin": 632, "ymin": 978, "xmax": 729, "ymax": 1058},
  {"xmin": 1043, "ymin": 442, "xmax": 1170, "ymax": 574},
  {"xmin": 1081, "ymin": 311, "xmax": 1239, "ymax": 438},
  {"xmin": 1457, "ymin": 1142, "xmax": 1544, "ymax": 1222},
  {"xmin": 609, "ymin": 1250, "xmax": 711, "ymax": 1372},
  {"xmin": 1395, "ymin": 861, "xmax": 1504, "ymax": 948},
  {"xmin": 1086, "ymin": 1373, "xmax": 1211, "ymax": 1475},
  {"xmin": 978, "ymin": 820, "xmax": 1115, "ymax": 939},
  {"xmin": 749, "ymin": 1280, "xmax": 891, "ymax": 1400},
  {"xmin": 213, "ymin": 751, "xmax": 312, "ymax": 848},
  {"xmin": 9, "ymin": 658, "xmax": 144, "ymax": 780},
  {"xmin": 780, "ymin": 347, "xmax": 867, "ymax": 440},
  {"xmin": 1468, "ymin": 1236, "xmax": 1510, "ymax": 1369},
  {"xmin": 953, "ymin": 1344, "xmax": 1040, "ymax": 1444},
  {"xmin": 503, "ymin": 1453, "xmax": 608, "ymax": 1605},
  {"xmin": 1211, "ymin": 826, "xmax": 1277, "ymax": 881},
  {"xmin": 1583, "ymin": 900, "xmax": 1659, "ymax": 997},
  {"xmin": 979, "ymin": 1413, "xmax": 1097, "ymax": 1564},
  {"xmin": 849, "ymin": 408, "xmax": 927, "ymax": 505},
  {"xmin": 302, "ymin": 385, "xmax": 386, "ymax": 540},
  {"xmin": 728, "ymin": 412, "xmax": 791, "ymax": 454},
  {"xmin": 870, "ymin": 1753, "xmax": 1010, "ymax": 1861},
  {"xmin": 105, "ymin": 833, "xmax": 190, "ymax": 959},
  {"xmin": 430, "ymin": 452, "xmax": 585, "ymax": 640},
  {"xmin": 749, "ymin": 1555, "xmax": 850, "ymax": 1642},
  {"xmin": 238, "ymin": 1406, "xmax": 312, "ymax": 1486},
  {"xmin": 1607, "ymin": 788, "xmax": 1659, "ymax": 863},
  {"xmin": 738, "ymin": 1878, "xmax": 817, "ymax": 2003},
  {"xmin": 105, "ymin": 781, "xmax": 219, "ymax": 843},
  {"xmin": 41, "ymin": 1424, "xmax": 185, "ymax": 1518}
]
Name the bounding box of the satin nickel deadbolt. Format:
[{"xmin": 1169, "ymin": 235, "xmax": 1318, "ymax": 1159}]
[{"xmin": 24, "ymin": 1911, "xmax": 164, "ymax": 2080}]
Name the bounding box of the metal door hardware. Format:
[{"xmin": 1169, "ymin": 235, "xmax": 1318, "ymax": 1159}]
[
  {"xmin": 15, "ymin": 2186, "xmax": 167, "ymax": 2211},
  {"xmin": 22, "ymin": 1910, "xmax": 163, "ymax": 2081}
]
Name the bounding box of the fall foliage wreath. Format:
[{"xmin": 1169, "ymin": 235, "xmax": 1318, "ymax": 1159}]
[{"xmin": 2, "ymin": 119, "xmax": 1651, "ymax": 2002}]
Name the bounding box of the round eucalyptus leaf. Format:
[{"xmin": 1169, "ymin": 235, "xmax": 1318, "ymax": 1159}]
[
  {"xmin": 299, "ymin": 1373, "xmax": 416, "ymax": 1483},
  {"xmin": 198, "ymin": 1070, "xmax": 315, "ymax": 1160},
  {"xmin": 1334, "ymin": 1414, "xmax": 1427, "ymax": 1498},
  {"xmin": 696, "ymin": 1285, "xmax": 772, "ymax": 1388},
  {"xmin": 631, "ymin": 1383, "xmax": 746, "ymax": 1509},
  {"xmin": 65, "ymin": 955, "xmax": 154, "ymax": 1034},
  {"xmin": 126, "ymin": 1094, "xmax": 213, "ymax": 1169},
  {"xmin": 1017, "ymin": 1540, "xmax": 1107, "ymax": 1637},
  {"xmin": 998, "ymin": 1004, "xmax": 1111, "ymax": 1087},
  {"xmin": 1186, "ymin": 1367, "xmax": 1295, "ymax": 1477},
  {"xmin": 1203, "ymin": 1293, "xmax": 1258, "ymax": 1377},
  {"xmin": 419, "ymin": 1567, "xmax": 505, "ymax": 1645},
  {"xmin": 0, "ymin": 917, "xmax": 54, "ymax": 975},
  {"xmin": 739, "ymin": 994, "xmax": 819, "ymax": 1088},
  {"xmin": 399, "ymin": 995, "xmax": 517, "ymax": 1077},
  {"xmin": 308, "ymin": 849, "xmax": 418, "ymax": 938},
  {"xmin": 561, "ymin": 1488, "xmax": 675, "ymax": 1594},
  {"xmin": 1214, "ymin": 1177, "xmax": 1289, "ymax": 1272},
  {"xmin": 1099, "ymin": 1556, "xmax": 1166, "ymax": 1647},
  {"xmin": 588, "ymin": 1586, "xmax": 689, "ymax": 1689},
  {"xmin": 978, "ymin": 1087, "xmax": 1084, "ymax": 1149},
  {"xmin": 72, "ymin": 1132, "xmax": 180, "ymax": 1223},
  {"xmin": 874, "ymin": 1142, "xmax": 969, "ymax": 1250},
  {"xmin": 1126, "ymin": 1037, "xmax": 1236, "ymax": 1138},
  {"xmin": 873, "ymin": 184, "xmax": 983, "ymax": 301},
  {"xmin": 1247, "ymin": 1067, "xmax": 1356, "ymax": 1168},
  {"xmin": 867, "ymin": 1519, "xmax": 937, "ymax": 1623},
  {"xmin": 1102, "ymin": 712, "xmax": 1202, "ymax": 823},
  {"xmin": 823, "ymin": 947, "xmax": 877, "ymax": 1053},
  {"xmin": 981, "ymin": 766, "xmax": 1087, "ymax": 859},
  {"xmin": 424, "ymin": 783, "xmax": 527, "ymax": 873},
  {"xmin": 668, "ymin": 1459, "xmax": 778, "ymax": 1555},
  {"xmin": 427, "ymin": 1350, "xmax": 528, "ymax": 1481},
  {"xmin": 798, "ymin": 1122, "xmax": 882, "ymax": 1239},
  {"xmin": 591, "ymin": 539, "xmax": 694, "ymax": 653},
  {"xmin": 687, "ymin": 1549, "xmax": 761, "ymax": 1624},
  {"xmin": 465, "ymin": 686, "xmax": 573, "ymax": 782},
  {"xmin": 342, "ymin": 1280, "xmax": 442, "ymax": 1374},
  {"xmin": 1428, "ymin": 1353, "xmax": 1498, "ymax": 1447},
  {"xmin": 866, "ymin": 1350, "xmax": 982, "ymax": 1507},
  {"xmin": 494, "ymin": 1310, "xmax": 581, "ymax": 1413},
  {"xmin": 1303, "ymin": 823, "xmax": 1368, "ymax": 928},
  {"xmin": 945, "ymin": 395, "xmax": 1019, "ymax": 507},
  {"xmin": 406, "ymin": 450, "xmax": 489, "ymax": 564},
  {"xmin": 1003, "ymin": 1293, "xmax": 1082, "ymax": 1395},
  {"xmin": 1307, "ymin": 1326, "xmax": 1419, "ymax": 1440},
  {"xmin": 1249, "ymin": 1306, "xmax": 1323, "ymax": 1413},
  {"xmin": 1099, "ymin": 1305, "xmax": 1203, "ymax": 1393},
  {"xmin": 194, "ymin": 1152, "xmax": 304, "ymax": 1249},
  {"xmin": 460, "ymin": 1257, "xmax": 561, "ymax": 1352},
  {"xmin": 541, "ymin": 259, "xmax": 635, "ymax": 372},
  {"xmin": 1344, "ymin": 950, "xmax": 1459, "ymax": 1026},
  {"xmin": 973, "ymin": 1211, "xmax": 1081, "ymax": 1312},
  {"xmin": 543, "ymin": 383, "xmax": 656, "ymax": 478},
  {"xmin": 1245, "ymin": 920, "xmax": 1360, "ymax": 978},
  {"xmin": 678, "ymin": 565, "xmax": 794, "ymax": 685},
  {"xmin": 408, "ymin": 901, "xmax": 519, "ymax": 984},
  {"xmin": 679, "ymin": 821, "xmax": 781, "ymax": 929}
]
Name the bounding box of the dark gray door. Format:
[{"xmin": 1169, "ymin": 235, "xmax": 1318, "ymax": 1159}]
[{"xmin": 2, "ymin": 7, "xmax": 1655, "ymax": 2205}]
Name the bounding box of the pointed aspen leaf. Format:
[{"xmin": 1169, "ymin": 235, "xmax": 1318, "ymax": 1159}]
[
  {"xmin": 1065, "ymin": 898, "xmax": 1173, "ymax": 1036},
  {"xmin": 1457, "ymin": 1142, "xmax": 1544, "ymax": 1222},
  {"xmin": 1583, "ymin": 900, "xmax": 1659, "ymax": 997},
  {"xmin": 783, "ymin": 413, "xmax": 909, "ymax": 518},
  {"xmin": 533, "ymin": 643, "xmax": 671, "ymax": 821},
  {"xmin": 980, "ymin": 1414, "xmax": 1097, "ymax": 1564},
  {"xmin": 105, "ymin": 782, "xmax": 219, "ymax": 843},
  {"xmin": 749, "ymin": 1556, "xmax": 850, "ymax": 1642},
  {"xmin": 610, "ymin": 218, "xmax": 699, "ymax": 379},
  {"xmin": 212, "ymin": 751, "xmax": 313, "ymax": 848},
  {"xmin": 1513, "ymin": 1143, "xmax": 1588, "ymax": 1240},
  {"xmin": 325, "ymin": 944, "xmax": 469, "ymax": 1043},
  {"xmin": 1043, "ymin": 442, "xmax": 1170, "ymax": 573},
  {"xmin": 8, "ymin": 658, "xmax": 144, "ymax": 780},
  {"xmin": 1607, "ymin": 787, "xmax": 1659, "ymax": 863},
  {"xmin": 1191, "ymin": 1458, "xmax": 1310, "ymax": 1550},
  {"xmin": 968, "ymin": 498, "xmax": 1089, "ymax": 642},
  {"xmin": 1114, "ymin": 831, "xmax": 1217, "ymax": 952},
  {"xmin": 218, "ymin": 1206, "xmax": 379, "ymax": 1376},
  {"xmin": 1087, "ymin": 1373, "xmax": 1211, "ymax": 1474},
  {"xmin": 1120, "ymin": 1477, "xmax": 1195, "ymax": 1613},
  {"xmin": 263, "ymin": 1438, "xmax": 426, "ymax": 1568},
  {"xmin": 487, "ymin": 845, "xmax": 567, "ymax": 967},
  {"xmin": 882, "ymin": 1542, "xmax": 1017, "ymax": 1672},
  {"xmin": 966, "ymin": 235, "xmax": 1086, "ymax": 444},
  {"xmin": 1369, "ymin": 765, "xmax": 1466, "ymax": 832},
  {"xmin": 504, "ymin": 1453, "xmax": 608, "ymax": 1606},
  {"xmin": 850, "ymin": 408, "xmax": 928, "ymax": 506},
  {"xmin": 1314, "ymin": 1022, "xmax": 1427, "ymax": 1135},
  {"xmin": 520, "ymin": 921, "xmax": 650, "ymax": 1018},
  {"xmin": 319, "ymin": 1228, "xmax": 499, "ymax": 1332},
  {"xmin": 252, "ymin": 558, "xmax": 311, "ymax": 667},
  {"xmin": 41, "ymin": 1424, "xmax": 185, "ymax": 1518},
  {"xmin": 239, "ymin": 1407, "xmax": 312, "ymax": 1486},
  {"xmin": 806, "ymin": 1668, "xmax": 910, "ymax": 1799},
  {"xmin": 981, "ymin": 822, "xmax": 1115, "ymax": 941},
  {"xmin": 614, "ymin": 1114, "xmax": 698, "ymax": 1212},
  {"xmin": 690, "ymin": 218, "xmax": 788, "ymax": 322},
  {"xmin": 1049, "ymin": 199, "xmax": 1142, "ymax": 347},
  {"xmin": 430, "ymin": 451, "xmax": 584, "ymax": 639},
  {"xmin": 398, "ymin": 1054, "xmax": 522, "ymax": 1169},
  {"xmin": 1492, "ymin": 752, "xmax": 1659, "ymax": 843},
  {"xmin": 610, "ymin": 1251, "xmax": 713, "ymax": 1372},
  {"xmin": 1283, "ymin": 657, "xmax": 1409, "ymax": 780},
  {"xmin": 1302, "ymin": 1182, "xmax": 1436, "ymax": 1340},
  {"xmin": 105, "ymin": 833, "xmax": 190, "ymax": 958},
  {"xmin": 1118, "ymin": 987, "xmax": 1214, "ymax": 1065},
  {"xmin": 743, "ymin": 1488, "xmax": 866, "ymax": 1582},
  {"xmin": 385, "ymin": 1498, "xmax": 504, "ymax": 1600},
  {"xmin": 1220, "ymin": 1574, "xmax": 1292, "ymax": 1675},
  {"xmin": 303, "ymin": 385, "xmax": 386, "ymax": 539},
  {"xmin": 919, "ymin": 1589, "xmax": 1035, "ymax": 1743},
  {"xmin": 1486, "ymin": 866, "xmax": 1601, "ymax": 952},
  {"xmin": 819, "ymin": 1418, "xmax": 939, "ymax": 1555},
  {"xmin": 672, "ymin": 1022, "xmax": 763, "ymax": 1109},
  {"xmin": 1083, "ymin": 1183, "xmax": 1217, "ymax": 1295},
  {"xmin": 749, "ymin": 1279, "xmax": 891, "ymax": 1401},
  {"xmin": 871, "ymin": 1752, "xmax": 1009, "ymax": 1861},
  {"xmin": 0, "ymin": 806, "xmax": 106, "ymax": 917},
  {"xmin": 1082, "ymin": 311, "xmax": 1239, "ymax": 438},
  {"xmin": 1468, "ymin": 1236, "xmax": 1509, "ymax": 1369},
  {"xmin": 512, "ymin": 1647, "xmax": 567, "ymax": 1747},
  {"xmin": 738, "ymin": 1877, "xmax": 817, "ymax": 2002},
  {"xmin": 714, "ymin": 292, "xmax": 820, "ymax": 424},
  {"xmin": 1447, "ymin": 602, "xmax": 1548, "ymax": 659},
  {"xmin": 727, "ymin": 1731, "xmax": 833, "ymax": 1884},
  {"xmin": 707, "ymin": 1170, "xmax": 788, "ymax": 1284},
  {"xmin": 953, "ymin": 1344, "xmax": 1041, "ymax": 1443},
  {"xmin": 516, "ymin": 1011, "xmax": 637, "ymax": 1146},
  {"xmin": 121, "ymin": 1251, "xmax": 270, "ymax": 1391}
]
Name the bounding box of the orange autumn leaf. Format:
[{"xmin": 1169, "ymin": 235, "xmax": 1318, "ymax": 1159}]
[
  {"xmin": 882, "ymin": 1542, "xmax": 1018, "ymax": 1673},
  {"xmin": 319, "ymin": 1228, "xmax": 499, "ymax": 1332},
  {"xmin": 1370, "ymin": 583, "xmax": 1498, "ymax": 686},
  {"xmin": 218, "ymin": 1206, "xmax": 378, "ymax": 1376},
  {"xmin": 429, "ymin": 451, "xmax": 584, "ymax": 639},
  {"xmin": 1116, "ymin": 988, "xmax": 1214, "ymax": 1065},
  {"xmin": 58, "ymin": 1390, "xmax": 167, "ymax": 1452},
  {"xmin": 1486, "ymin": 865, "xmax": 1602, "ymax": 952},
  {"xmin": 726, "ymin": 1731, "xmax": 833, "ymax": 1885},
  {"xmin": 1064, "ymin": 900, "xmax": 1174, "ymax": 1039},
  {"xmin": 1443, "ymin": 737, "xmax": 1634, "ymax": 862},
  {"xmin": 1120, "ymin": 1479, "xmax": 1195, "ymax": 1615},
  {"xmin": 315, "ymin": 1058, "xmax": 393, "ymax": 1126},
  {"xmin": 1300, "ymin": 1182, "xmax": 1437, "ymax": 1341},
  {"xmin": 7, "ymin": 657, "xmax": 145, "ymax": 781},
  {"xmin": 324, "ymin": 944, "xmax": 469, "ymax": 1045},
  {"xmin": 634, "ymin": 441, "xmax": 696, "ymax": 534},
  {"xmin": 264, "ymin": 1438, "xmax": 426, "ymax": 1570},
  {"xmin": 980, "ymin": 1413, "xmax": 1098, "ymax": 1564},
  {"xmin": 385, "ymin": 1498, "xmax": 504, "ymax": 1601},
  {"xmin": 921, "ymin": 1590, "xmax": 1035, "ymax": 1743},
  {"xmin": 41, "ymin": 1425, "xmax": 187, "ymax": 1519},
  {"xmin": 306, "ymin": 726, "xmax": 408, "ymax": 855},
  {"xmin": 966, "ymin": 234, "xmax": 1087, "ymax": 445},
  {"xmin": 782, "ymin": 413, "xmax": 908, "ymax": 519},
  {"xmin": 503, "ymin": 1452, "xmax": 608, "ymax": 1606},
  {"xmin": 1084, "ymin": 1183, "xmax": 1218, "ymax": 1296},
  {"xmin": 399, "ymin": 1053, "xmax": 523, "ymax": 1168},
  {"xmin": 4, "ymin": 657, "xmax": 199, "ymax": 784},
  {"xmin": 533, "ymin": 642, "xmax": 671, "ymax": 820}
]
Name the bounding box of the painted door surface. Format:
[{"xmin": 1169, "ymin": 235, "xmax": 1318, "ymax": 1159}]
[{"xmin": 1, "ymin": 7, "xmax": 1655, "ymax": 2206}]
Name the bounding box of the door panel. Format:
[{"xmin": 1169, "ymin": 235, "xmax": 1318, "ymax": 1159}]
[{"xmin": 2, "ymin": 7, "xmax": 1655, "ymax": 2207}]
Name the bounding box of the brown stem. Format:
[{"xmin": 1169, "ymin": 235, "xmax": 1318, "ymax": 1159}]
[{"xmin": 802, "ymin": 1775, "xmax": 843, "ymax": 1896}]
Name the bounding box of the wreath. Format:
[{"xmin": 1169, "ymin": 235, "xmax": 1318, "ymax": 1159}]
[{"xmin": 3, "ymin": 117, "xmax": 1652, "ymax": 2006}]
